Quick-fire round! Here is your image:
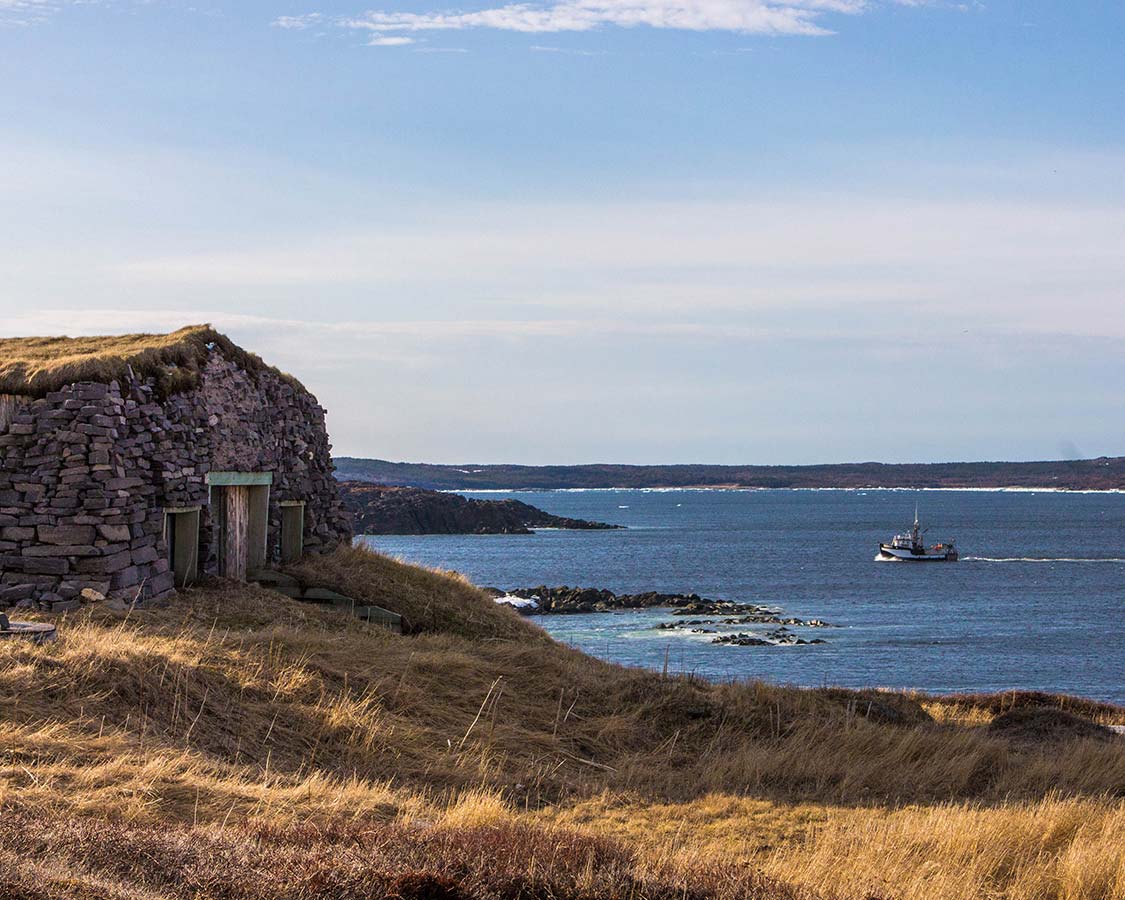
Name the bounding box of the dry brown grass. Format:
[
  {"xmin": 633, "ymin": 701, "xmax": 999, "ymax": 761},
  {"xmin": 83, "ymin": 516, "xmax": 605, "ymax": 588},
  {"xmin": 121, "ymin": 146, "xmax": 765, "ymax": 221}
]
[
  {"xmin": 0, "ymin": 324, "xmax": 301, "ymax": 397},
  {"xmin": 916, "ymin": 690, "xmax": 1124, "ymax": 727},
  {"xmin": 288, "ymin": 542, "xmax": 536, "ymax": 640},
  {"xmin": 545, "ymin": 794, "xmax": 1125, "ymax": 900},
  {"xmin": 0, "ymin": 546, "xmax": 1121, "ymax": 899},
  {"xmin": 0, "ymin": 809, "xmax": 813, "ymax": 900}
]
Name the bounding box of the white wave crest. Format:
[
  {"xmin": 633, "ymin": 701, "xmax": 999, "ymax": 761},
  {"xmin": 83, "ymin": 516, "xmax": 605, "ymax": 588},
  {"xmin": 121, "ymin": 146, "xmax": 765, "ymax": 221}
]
[
  {"xmin": 963, "ymin": 556, "xmax": 1125, "ymax": 563},
  {"xmin": 494, "ymin": 595, "xmax": 539, "ymax": 609}
]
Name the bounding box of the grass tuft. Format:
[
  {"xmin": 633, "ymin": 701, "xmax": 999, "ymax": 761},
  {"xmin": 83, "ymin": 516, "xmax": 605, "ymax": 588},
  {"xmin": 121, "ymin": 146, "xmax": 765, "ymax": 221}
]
[{"xmin": 0, "ymin": 324, "xmax": 304, "ymax": 398}]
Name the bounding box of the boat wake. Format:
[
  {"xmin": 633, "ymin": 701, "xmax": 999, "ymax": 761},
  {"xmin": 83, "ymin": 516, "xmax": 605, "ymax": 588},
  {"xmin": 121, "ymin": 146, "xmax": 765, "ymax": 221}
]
[{"xmin": 963, "ymin": 556, "xmax": 1125, "ymax": 564}]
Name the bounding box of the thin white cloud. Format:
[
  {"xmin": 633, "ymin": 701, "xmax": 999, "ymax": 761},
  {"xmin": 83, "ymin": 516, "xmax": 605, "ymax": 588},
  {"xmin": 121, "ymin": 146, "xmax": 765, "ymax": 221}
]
[
  {"xmin": 272, "ymin": 12, "xmax": 324, "ymax": 29},
  {"xmin": 95, "ymin": 194, "xmax": 1125, "ymax": 345},
  {"xmin": 530, "ymin": 43, "xmax": 605, "ymax": 54},
  {"xmin": 336, "ymin": 0, "xmax": 867, "ymax": 37},
  {"xmin": 271, "ymin": 0, "xmax": 981, "ymax": 43},
  {"xmin": 0, "ymin": 0, "xmax": 62, "ymax": 26},
  {"xmin": 0, "ymin": 0, "xmax": 158, "ymax": 27},
  {"xmin": 367, "ymin": 33, "xmax": 414, "ymax": 45}
]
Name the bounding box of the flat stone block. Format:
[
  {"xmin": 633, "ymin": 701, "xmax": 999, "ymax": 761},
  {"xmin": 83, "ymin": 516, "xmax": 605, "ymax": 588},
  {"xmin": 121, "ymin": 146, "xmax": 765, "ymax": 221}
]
[
  {"xmin": 97, "ymin": 524, "xmax": 132, "ymax": 542},
  {"xmin": 37, "ymin": 524, "xmax": 97, "ymax": 545},
  {"xmin": 22, "ymin": 544, "xmax": 100, "ymax": 557}
]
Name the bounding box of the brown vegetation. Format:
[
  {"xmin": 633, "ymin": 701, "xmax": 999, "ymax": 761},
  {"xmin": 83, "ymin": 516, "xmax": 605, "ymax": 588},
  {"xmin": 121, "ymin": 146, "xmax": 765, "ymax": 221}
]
[
  {"xmin": 0, "ymin": 544, "xmax": 1121, "ymax": 899},
  {"xmin": 0, "ymin": 810, "xmax": 807, "ymax": 900},
  {"xmin": 0, "ymin": 324, "xmax": 301, "ymax": 397}
]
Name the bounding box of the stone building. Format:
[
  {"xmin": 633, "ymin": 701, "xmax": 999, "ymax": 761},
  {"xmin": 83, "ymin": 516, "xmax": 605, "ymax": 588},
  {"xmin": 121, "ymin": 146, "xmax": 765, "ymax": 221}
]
[{"xmin": 0, "ymin": 326, "xmax": 351, "ymax": 611}]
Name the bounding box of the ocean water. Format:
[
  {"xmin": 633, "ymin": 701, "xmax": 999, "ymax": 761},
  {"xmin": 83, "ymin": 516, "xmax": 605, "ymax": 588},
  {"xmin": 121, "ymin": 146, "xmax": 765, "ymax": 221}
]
[{"xmin": 361, "ymin": 489, "xmax": 1125, "ymax": 704}]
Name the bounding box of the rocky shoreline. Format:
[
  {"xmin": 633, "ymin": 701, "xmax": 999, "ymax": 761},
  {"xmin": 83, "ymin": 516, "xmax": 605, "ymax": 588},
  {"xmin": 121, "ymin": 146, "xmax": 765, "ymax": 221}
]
[
  {"xmin": 340, "ymin": 483, "xmax": 621, "ymax": 535},
  {"xmin": 487, "ymin": 585, "xmax": 839, "ymax": 647},
  {"xmin": 486, "ymin": 585, "xmax": 765, "ymax": 615}
]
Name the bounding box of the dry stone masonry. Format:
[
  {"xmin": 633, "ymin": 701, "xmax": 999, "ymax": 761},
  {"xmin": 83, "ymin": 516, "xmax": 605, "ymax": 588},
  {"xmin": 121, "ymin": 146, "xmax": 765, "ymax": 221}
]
[{"xmin": 0, "ymin": 339, "xmax": 351, "ymax": 612}]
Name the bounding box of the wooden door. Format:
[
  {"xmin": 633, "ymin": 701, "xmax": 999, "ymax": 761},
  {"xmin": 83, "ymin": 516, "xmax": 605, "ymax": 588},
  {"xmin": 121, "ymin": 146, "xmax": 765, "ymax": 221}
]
[
  {"xmin": 280, "ymin": 503, "xmax": 305, "ymax": 564},
  {"xmin": 219, "ymin": 485, "xmax": 250, "ymax": 581},
  {"xmin": 247, "ymin": 485, "xmax": 270, "ymax": 574},
  {"xmin": 166, "ymin": 509, "xmax": 201, "ymax": 588}
]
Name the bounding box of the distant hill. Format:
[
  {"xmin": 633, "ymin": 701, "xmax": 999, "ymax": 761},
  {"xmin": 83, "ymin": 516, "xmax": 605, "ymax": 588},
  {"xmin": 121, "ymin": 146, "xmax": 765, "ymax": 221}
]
[
  {"xmin": 334, "ymin": 456, "xmax": 1125, "ymax": 491},
  {"xmin": 339, "ymin": 482, "xmax": 621, "ymax": 534}
]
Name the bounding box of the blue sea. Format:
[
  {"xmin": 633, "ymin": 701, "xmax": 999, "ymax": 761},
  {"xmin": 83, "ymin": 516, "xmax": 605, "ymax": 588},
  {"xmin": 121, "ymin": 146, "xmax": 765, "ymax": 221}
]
[{"xmin": 361, "ymin": 489, "xmax": 1125, "ymax": 704}]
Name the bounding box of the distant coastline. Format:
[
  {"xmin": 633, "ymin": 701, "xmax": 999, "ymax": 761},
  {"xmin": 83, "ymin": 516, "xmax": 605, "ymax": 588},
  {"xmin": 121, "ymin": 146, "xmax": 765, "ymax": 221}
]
[
  {"xmin": 335, "ymin": 456, "xmax": 1125, "ymax": 492},
  {"xmin": 339, "ymin": 482, "xmax": 621, "ymax": 534}
]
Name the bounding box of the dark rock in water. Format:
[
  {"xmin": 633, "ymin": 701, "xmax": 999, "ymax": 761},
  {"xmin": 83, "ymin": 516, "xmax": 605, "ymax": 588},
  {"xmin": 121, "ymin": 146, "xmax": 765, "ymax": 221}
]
[
  {"xmin": 340, "ymin": 484, "xmax": 621, "ymax": 535},
  {"xmin": 712, "ymin": 633, "xmax": 771, "ymax": 647},
  {"xmin": 709, "ymin": 628, "xmax": 831, "ymax": 648},
  {"xmin": 671, "ymin": 600, "xmax": 779, "ymax": 616},
  {"xmin": 507, "ymin": 585, "xmax": 795, "ymax": 617},
  {"xmin": 988, "ymin": 707, "xmax": 1117, "ymax": 744},
  {"xmin": 501, "ymin": 586, "xmax": 838, "ymax": 647},
  {"xmin": 505, "ymin": 585, "xmax": 696, "ymax": 614}
]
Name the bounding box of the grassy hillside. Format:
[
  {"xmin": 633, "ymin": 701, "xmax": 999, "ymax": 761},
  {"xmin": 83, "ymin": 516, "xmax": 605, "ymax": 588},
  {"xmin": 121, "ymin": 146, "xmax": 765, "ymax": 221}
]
[{"xmin": 0, "ymin": 545, "xmax": 1122, "ymax": 899}]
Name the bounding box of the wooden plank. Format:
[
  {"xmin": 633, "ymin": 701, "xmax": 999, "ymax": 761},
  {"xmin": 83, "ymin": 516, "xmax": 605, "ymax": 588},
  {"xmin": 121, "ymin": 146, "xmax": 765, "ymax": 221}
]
[
  {"xmin": 222, "ymin": 485, "xmax": 249, "ymax": 581},
  {"xmin": 302, "ymin": 587, "xmax": 355, "ymax": 605},
  {"xmin": 208, "ymin": 471, "xmax": 274, "ymax": 487},
  {"xmin": 358, "ymin": 607, "xmax": 403, "ymax": 633},
  {"xmin": 251, "ymin": 570, "xmax": 301, "ymax": 590}
]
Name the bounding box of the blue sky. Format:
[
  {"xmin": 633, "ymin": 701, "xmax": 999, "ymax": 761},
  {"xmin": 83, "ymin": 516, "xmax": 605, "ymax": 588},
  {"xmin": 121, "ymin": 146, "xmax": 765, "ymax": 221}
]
[{"xmin": 2, "ymin": 0, "xmax": 1124, "ymax": 464}]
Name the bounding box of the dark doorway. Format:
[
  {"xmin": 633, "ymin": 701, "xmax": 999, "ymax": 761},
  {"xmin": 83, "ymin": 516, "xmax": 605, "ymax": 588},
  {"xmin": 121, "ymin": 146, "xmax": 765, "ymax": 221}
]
[
  {"xmin": 165, "ymin": 508, "xmax": 201, "ymax": 588},
  {"xmin": 280, "ymin": 501, "xmax": 306, "ymax": 564}
]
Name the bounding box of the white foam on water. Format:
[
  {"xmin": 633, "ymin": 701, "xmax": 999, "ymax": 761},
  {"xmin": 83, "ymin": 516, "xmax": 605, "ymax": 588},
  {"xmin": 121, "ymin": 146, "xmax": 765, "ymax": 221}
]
[
  {"xmin": 493, "ymin": 595, "xmax": 539, "ymax": 609},
  {"xmin": 963, "ymin": 556, "xmax": 1125, "ymax": 563},
  {"xmin": 449, "ymin": 486, "xmax": 1125, "ymax": 495}
]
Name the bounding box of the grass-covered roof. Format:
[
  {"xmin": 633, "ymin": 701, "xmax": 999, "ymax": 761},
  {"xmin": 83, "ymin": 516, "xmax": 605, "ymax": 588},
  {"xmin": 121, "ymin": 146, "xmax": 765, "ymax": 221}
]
[{"xmin": 0, "ymin": 324, "xmax": 302, "ymax": 398}]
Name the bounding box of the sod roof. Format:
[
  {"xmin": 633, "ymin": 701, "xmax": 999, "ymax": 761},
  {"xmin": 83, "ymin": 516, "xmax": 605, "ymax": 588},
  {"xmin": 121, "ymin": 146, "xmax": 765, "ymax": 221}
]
[{"xmin": 0, "ymin": 325, "xmax": 303, "ymax": 398}]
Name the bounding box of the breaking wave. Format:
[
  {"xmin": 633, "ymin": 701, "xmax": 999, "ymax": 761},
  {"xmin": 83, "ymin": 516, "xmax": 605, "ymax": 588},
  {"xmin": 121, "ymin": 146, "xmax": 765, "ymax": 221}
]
[{"xmin": 963, "ymin": 556, "xmax": 1125, "ymax": 563}]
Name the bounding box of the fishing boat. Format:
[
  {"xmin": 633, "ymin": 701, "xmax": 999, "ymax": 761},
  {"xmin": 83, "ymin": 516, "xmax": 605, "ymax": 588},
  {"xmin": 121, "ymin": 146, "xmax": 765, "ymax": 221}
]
[{"xmin": 877, "ymin": 507, "xmax": 958, "ymax": 561}]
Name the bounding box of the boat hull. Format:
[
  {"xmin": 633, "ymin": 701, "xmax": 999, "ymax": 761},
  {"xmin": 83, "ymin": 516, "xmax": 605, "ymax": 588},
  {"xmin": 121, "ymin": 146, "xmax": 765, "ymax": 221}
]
[{"xmin": 878, "ymin": 544, "xmax": 958, "ymax": 562}]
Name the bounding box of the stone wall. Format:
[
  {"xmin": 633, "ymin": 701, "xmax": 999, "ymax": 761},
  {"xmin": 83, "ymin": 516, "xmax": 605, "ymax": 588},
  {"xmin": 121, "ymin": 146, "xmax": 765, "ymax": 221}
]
[
  {"xmin": 0, "ymin": 349, "xmax": 351, "ymax": 611},
  {"xmin": 0, "ymin": 395, "xmax": 27, "ymax": 433}
]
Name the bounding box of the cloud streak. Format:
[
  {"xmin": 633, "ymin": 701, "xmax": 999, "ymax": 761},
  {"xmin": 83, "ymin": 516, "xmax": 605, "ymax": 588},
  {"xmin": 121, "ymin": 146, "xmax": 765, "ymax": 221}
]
[
  {"xmin": 368, "ymin": 33, "xmax": 414, "ymax": 45},
  {"xmin": 0, "ymin": 0, "xmax": 160, "ymax": 27},
  {"xmin": 337, "ymin": 0, "xmax": 866, "ymax": 36},
  {"xmin": 273, "ymin": 0, "xmax": 877, "ymax": 40},
  {"xmin": 530, "ymin": 43, "xmax": 606, "ymax": 54},
  {"xmin": 272, "ymin": 13, "xmax": 325, "ymax": 29},
  {"xmin": 0, "ymin": 0, "xmax": 63, "ymax": 26}
]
